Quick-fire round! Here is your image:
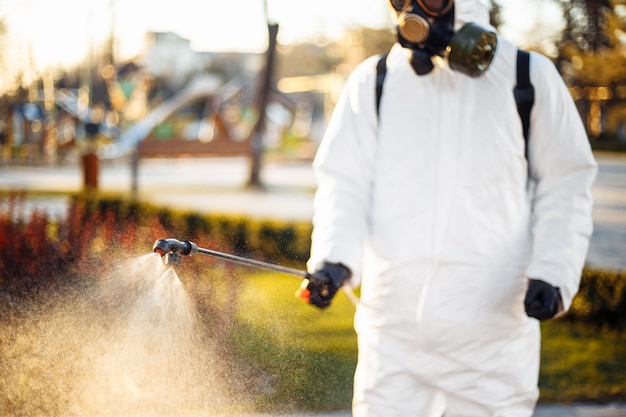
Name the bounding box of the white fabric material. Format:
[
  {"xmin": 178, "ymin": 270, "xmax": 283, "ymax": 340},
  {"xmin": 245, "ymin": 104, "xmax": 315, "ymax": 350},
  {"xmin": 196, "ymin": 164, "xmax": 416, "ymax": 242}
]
[
  {"xmin": 307, "ymin": 0, "xmax": 597, "ymax": 414},
  {"xmin": 454, "ymin": 0, "xmax": 490, "ymax": 28}
]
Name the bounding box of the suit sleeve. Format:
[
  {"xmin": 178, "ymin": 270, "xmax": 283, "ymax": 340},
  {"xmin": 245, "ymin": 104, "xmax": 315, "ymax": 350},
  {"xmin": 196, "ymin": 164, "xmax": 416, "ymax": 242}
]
[
  {"xmin": 525, "ymin": 53, "xmax": 598, "ymax": 310},
  {"xmin": 307, "ymin": 58, "xmax": 379, "ymax": 286}
]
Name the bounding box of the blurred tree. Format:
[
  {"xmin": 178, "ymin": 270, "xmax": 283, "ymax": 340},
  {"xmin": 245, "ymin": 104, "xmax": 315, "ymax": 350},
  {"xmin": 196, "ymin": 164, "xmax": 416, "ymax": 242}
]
[
  {"xmin": 327, "ymin": 27, "xmax": 396, "ymax": 75},
  {"xmin": 554, "ymin": 0, "xmax": 626, "ymax": 138},
  {"xmin": 276, "ymin": 43, "xmax": 339, "ymax": 78},
  {"xmin": 276, "ymin": 26, "xmax": 395, "ymax": 79},
  {"xmin": 557, "ymin": 0, "xmax": 626, "ymax": 82},
  {"xmin": 0, "ymin": 18, "xmax": 11, "ymax": 94},
  {"xmin": 0, "ymin": 18, "xmax": 5, "ymax": 60},
  {"xmin": 344, "ymin": 26, "xmax": 397, "ymax": 59},
  {"xmin": 554, "ymin": 0, "xmax": 625, "ymax": 83},
  {"xmin": 556, "ymin": 0, "xmax": 614, "ymax": 54}
]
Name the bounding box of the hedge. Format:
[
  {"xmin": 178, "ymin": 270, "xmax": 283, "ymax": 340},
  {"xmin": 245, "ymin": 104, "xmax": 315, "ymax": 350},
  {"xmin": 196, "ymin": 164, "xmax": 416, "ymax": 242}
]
[{"xmin": 566, "ymin": 268, "xmax": 626, "ymax": 328}]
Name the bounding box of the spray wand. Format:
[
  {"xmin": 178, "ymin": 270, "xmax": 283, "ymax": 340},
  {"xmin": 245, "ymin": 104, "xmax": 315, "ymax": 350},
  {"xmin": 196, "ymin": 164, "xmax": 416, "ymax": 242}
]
[{"xmin": 153, "ymin": 238, "xmax": 329, "ymax": 304}]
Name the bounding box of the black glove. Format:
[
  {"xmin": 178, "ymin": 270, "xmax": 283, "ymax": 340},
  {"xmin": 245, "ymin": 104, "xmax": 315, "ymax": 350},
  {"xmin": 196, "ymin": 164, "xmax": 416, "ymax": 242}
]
[
  {"xmin": 524, "ymin": 278, "xmax": 563, "ymax": 321},
  {"xmin": 297, "ymin": 262, "xmax": 352, "ymax": 309}
]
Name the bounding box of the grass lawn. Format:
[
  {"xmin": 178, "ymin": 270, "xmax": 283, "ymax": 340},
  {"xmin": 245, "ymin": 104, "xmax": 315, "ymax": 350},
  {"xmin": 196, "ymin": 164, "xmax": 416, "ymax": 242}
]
[
  {"xmin": 539, "ymin": 321, "xmax": 626, "ymax": 403},
  {"xmin": 229, "ymin": 271, "xmax": 357, "ymax": 412},
  {"xmin": 226, "ymin": 270, "xmax": 626, "ymax": 412}
]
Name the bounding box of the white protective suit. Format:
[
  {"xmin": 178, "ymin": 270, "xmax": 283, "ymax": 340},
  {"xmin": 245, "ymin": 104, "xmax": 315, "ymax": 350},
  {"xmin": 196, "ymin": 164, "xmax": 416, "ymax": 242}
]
[{"xmin": 307, "ymin": 1, "xmax": 598, "ymax": 416}]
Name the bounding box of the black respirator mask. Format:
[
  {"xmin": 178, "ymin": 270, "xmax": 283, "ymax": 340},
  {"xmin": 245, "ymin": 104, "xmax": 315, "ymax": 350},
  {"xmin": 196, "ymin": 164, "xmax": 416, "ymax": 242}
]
[{"xmin": 389, "ymin": 0, "xmax": 497, "ymax": 77}]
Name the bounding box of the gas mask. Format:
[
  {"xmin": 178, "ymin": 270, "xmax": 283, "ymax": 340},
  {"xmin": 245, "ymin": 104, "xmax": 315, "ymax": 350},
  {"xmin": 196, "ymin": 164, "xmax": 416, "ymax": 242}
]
[{"xmin": 389, "ymin": 0, "xmax": 497, "ymax": 77}]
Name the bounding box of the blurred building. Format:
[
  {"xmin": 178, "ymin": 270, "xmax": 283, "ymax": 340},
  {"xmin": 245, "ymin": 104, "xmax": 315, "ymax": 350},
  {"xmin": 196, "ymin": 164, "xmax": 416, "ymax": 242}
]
[{"xmin": 140, "ymin": 32, "xmax": 262, "ymax": 90}]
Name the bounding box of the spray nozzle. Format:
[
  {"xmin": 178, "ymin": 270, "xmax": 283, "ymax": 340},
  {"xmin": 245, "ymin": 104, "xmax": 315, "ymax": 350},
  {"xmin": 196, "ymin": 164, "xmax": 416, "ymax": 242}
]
[{"xmin": 153, "ymin": 238, "xmax": 199, "ymax": 266}]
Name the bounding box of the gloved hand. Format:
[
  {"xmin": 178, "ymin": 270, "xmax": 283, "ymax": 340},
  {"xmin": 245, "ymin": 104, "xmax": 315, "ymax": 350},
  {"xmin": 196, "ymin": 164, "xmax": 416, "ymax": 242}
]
[
  {"xmin": 524, "ymin": 278, "xmax": 563, "ymax": 321},
  {"xmin": 296, "ymin": 262, "xmax": 352, "ymax": 309}
]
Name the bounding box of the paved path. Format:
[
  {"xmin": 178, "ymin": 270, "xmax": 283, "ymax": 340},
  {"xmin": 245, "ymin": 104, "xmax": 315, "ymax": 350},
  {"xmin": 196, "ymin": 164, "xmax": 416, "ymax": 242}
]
[{"xmin": 585, "ymin": 152, "xmax": 626, "ymax": 271}]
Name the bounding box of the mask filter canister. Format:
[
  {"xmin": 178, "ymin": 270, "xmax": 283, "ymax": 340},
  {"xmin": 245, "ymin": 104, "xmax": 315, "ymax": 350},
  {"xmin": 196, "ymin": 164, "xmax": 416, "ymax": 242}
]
[
  {"xmin": 447, "ymin": 22, "xmax": 497, "ymax": 77},
  {"xmin": 398, "ymin": 12, "xmax": 430, "ymax": 44}
]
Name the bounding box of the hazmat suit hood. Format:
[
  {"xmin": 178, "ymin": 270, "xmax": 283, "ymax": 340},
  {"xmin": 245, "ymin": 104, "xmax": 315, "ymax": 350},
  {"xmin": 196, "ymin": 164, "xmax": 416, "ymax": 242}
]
[{"xmin": 454, "ymin": 0, "xmax": 491, "ymax": 29}]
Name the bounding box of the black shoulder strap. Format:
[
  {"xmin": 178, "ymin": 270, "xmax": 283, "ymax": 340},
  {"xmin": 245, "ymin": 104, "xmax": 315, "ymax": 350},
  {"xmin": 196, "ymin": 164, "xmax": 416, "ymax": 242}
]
[
  {"xmin": 513, "ymin": 49, "xmax": 534, "ymax": 157},
  {"xmin": 375, "ymin": 52, "xmax": 389, "ymax": 118}
]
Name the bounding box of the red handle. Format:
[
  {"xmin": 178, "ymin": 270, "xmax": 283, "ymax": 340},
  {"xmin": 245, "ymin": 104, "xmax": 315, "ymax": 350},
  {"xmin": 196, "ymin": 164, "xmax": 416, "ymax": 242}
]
[{"xmin": 295, "ymin": 279, "xmax": 311, "ymax": 303}]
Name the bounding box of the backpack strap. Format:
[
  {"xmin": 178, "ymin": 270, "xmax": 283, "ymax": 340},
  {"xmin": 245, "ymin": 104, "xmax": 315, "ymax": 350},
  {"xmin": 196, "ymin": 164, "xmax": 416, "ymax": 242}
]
[
  {"xmin": 375, "ymin": 52, "xmax": 389, "ymax": 118},
  {"xmin": 513, "ymin": 49, "xmax": 535, "ymax": 158}
]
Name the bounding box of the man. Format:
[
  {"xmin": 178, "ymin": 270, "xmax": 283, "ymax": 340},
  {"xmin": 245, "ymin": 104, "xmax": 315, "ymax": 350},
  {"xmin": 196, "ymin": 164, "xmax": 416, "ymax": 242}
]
[{"xmin": 300, "ymin": 0, "xmax": 598, "ymax": 416}]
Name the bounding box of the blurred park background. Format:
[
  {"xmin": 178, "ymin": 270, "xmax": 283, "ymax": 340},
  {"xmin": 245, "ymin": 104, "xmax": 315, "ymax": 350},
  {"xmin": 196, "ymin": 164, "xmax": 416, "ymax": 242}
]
[
  {"xmin": 0, "ymin": 0, "xmax": 625, "ymax": 177},
  {"xmin": 1, "ymin": 1, "xmax": 626, "ymax": 415}
]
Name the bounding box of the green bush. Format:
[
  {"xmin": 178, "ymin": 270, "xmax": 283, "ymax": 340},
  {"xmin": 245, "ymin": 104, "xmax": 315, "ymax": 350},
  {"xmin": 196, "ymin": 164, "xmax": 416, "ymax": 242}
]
[
  {"xmin": 590, "ymin": 134, "xmax": 626, "ymax": 152},
  {"xmin": 0, "ymin": 193, "xmax": 72, "ymax": 294},
  {"xmin": 566, "ymin": 268, "xmax": 626, "ymax": 328},
  {"xmin": 66, "ymin": 194, "xmax": 312, "ymax": 267}
]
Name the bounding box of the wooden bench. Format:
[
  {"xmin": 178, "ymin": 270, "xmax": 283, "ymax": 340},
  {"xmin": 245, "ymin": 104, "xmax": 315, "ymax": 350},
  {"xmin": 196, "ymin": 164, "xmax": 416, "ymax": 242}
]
[{"xmin": 137, "ymin": 114, "xmax": 252, "ymax": 158}]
